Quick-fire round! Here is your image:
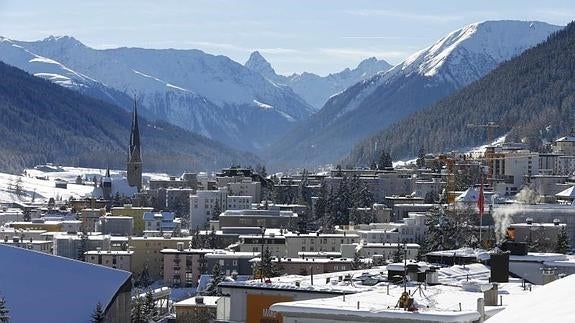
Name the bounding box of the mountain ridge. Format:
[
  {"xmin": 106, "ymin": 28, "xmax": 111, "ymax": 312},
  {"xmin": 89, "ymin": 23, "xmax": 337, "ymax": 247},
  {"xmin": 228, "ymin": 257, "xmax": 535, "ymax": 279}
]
[
  {"xmin": 0, "ymin": 61, "xmax": 261, "ymax": 174},
  {"xmin": 264, "ymin": 20, "xmax": 562, "ymax": 169},
  {"xmin": 344, "ymin": 21, "xmax": 575, "ymax": 166}
]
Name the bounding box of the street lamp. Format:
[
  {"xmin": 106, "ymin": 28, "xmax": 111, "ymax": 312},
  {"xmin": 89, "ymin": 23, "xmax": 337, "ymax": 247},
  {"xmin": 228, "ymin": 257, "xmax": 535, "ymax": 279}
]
[{"xmin": 260, "ymin": 226, "xmax": 266, "ymax": 282}]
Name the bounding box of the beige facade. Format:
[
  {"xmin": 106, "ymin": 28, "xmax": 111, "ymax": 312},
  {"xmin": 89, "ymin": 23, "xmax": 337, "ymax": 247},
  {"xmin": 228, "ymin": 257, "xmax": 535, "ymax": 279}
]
[
  {"xmin": 284, "ymin": 233, "xmax": 359, "ymax": 258},
  {"xmin": 129, "ymin": 236, "xmax": 193, "ymax": 280},
  {"xmin": 78, "ymin": 208, "xmax": 106, "ymax": 232},
  {"xmin": 111, "ymin": 204, "xmax": 153, "ymax": 235},
  {"xmin": 85, "ymin": 250, "xmax": 134, "ymax": 272}
]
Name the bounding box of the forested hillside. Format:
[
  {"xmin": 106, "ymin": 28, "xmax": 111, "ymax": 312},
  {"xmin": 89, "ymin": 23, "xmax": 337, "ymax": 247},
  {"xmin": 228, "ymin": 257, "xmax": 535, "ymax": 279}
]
[
  {"xmin": 344, "ymin": 22, "xmax": 575, "ymax": 166},
  {"xmin": 0, "ymin": 62, "xmax": 261, "ymax": 173}
]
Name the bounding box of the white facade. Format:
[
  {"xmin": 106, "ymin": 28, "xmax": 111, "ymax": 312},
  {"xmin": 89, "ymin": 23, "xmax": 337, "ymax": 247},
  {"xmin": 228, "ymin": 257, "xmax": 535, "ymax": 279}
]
[
  {"xmin": 493, "ymin": 150, "xmax": 539, "ymax": 195},
  {"xmin": 190, "ymin": 189, "xmax": 228, "ymax": 229}
]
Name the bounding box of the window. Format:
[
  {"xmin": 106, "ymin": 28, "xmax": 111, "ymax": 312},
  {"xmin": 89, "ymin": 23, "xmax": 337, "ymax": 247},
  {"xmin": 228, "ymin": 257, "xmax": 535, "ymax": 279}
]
[{"xmin": 232, "ymin": 260, "xmax": 238, "ymax": 266}]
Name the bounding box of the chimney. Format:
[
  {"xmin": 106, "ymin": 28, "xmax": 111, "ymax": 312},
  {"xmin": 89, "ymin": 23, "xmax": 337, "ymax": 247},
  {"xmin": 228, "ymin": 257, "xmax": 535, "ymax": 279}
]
[
  {"xmin": 490, "ymin": 251, "xmax": 509, "ymax": 283},
  {"xmin": 195, "ymin": 296, "xmax": 204, "ymax": 304},
  {"xmin": 177, "ymin": 242, "xmax": 184, "ymax": 251}
]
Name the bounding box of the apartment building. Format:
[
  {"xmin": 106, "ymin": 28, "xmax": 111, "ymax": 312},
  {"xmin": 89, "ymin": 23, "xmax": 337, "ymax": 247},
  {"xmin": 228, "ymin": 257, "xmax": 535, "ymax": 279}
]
[{"xmin": 283, "ymin": 233, "xmax": 359, "ymax": 258}]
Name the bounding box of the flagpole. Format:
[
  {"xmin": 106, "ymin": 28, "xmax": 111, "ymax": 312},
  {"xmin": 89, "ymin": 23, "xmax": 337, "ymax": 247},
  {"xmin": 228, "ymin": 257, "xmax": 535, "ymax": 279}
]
[{"xmin": 478, "ymin": 175, "xmax": 484, "ymax": 249}]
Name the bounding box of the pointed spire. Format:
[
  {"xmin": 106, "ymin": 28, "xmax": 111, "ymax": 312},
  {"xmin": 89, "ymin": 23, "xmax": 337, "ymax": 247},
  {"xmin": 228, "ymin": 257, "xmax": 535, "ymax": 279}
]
[{"xmin": 129, "ymin": 97, "xmax": 141, "ymax": 158}]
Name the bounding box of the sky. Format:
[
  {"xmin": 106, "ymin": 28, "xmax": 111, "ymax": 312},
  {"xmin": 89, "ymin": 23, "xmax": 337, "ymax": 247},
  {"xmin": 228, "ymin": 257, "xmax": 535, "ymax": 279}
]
[{"xmin": 0, "ymin": 0, "xmax": 574, "ymax": 75}]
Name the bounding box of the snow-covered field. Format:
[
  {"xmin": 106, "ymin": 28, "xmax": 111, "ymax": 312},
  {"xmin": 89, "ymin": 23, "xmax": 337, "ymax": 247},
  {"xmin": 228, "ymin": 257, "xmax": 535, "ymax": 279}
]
[{"xmin": 0, "ymin": 164, "xmax": 170, "ymax": 203}]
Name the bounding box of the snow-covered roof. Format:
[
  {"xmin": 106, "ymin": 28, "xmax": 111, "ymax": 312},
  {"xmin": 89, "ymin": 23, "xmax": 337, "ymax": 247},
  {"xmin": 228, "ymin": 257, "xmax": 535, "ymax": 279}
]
[
  {"xmin": 488, "ymin": 274, "xmax": 575, "ymax": 323},
  {"xmin": 555, "ymin": 186, "xmax": 575, "ymax": 199},
  {"xmin": 0, "ymin": 244, "xmax": 131, "ymax": 322},
  {"xmin": 455, "ymin": 187, "xmax": 490, "ymax": 203},
  {"xmin": 555, "ymin": 135, "xmax": 575, "ymax": 142},
  {"xmin": 270, "ymin": 268, "xmax": 531, "ymax": 322},
  {"xmin": 174, "ymin": 296, "xmax": 221, "ymax": 307},
  {"xmin": 426, "ymin": 248, "xmax": 490, "ymax": 261}
]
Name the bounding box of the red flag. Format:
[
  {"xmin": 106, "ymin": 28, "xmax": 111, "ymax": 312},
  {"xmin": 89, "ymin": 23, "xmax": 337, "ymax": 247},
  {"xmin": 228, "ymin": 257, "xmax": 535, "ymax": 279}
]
[{"xmin": 477, "ymin": 177, "xmax": 484, "ymax": 217}]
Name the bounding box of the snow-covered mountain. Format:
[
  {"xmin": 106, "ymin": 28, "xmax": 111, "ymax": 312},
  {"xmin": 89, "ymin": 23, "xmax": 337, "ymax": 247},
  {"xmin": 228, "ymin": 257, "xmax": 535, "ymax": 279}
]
[
  {"xmin": 265, "ymin": 20, "xmax": 562, "ymax": 168},
  {"xmin": 1, "ymin": 36, "xmax": 314, "ymax": 152},
  {"xmin": 244, "ymin": 51, "xmax": 392, "ymax": 110},
  {"xmin": 0, "ymin": 36, "xmax": 132, "ymax": 108}
]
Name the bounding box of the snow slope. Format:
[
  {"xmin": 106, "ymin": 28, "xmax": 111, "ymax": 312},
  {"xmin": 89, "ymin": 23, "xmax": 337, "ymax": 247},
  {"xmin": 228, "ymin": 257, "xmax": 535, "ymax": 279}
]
[
  {"xmin": 0, "ymin": 165, "xmax": 169, "ymax": 203},
  {"xmin": 0, "ymin": 36, "xmax": 131, "ymax": 108},
  {"xmin": 5, "ymin": 36, "xmax": 313, "ymax": 151},
  {"xmin": 245, "ymin": 51, "xmax": 392, "ymax": 110}
]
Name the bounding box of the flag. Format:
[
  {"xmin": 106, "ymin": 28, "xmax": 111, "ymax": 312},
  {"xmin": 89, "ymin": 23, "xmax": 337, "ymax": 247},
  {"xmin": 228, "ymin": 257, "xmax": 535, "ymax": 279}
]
[{"xmin": 477, "ymin": 177, "xmax": 485, "ymax": 217}]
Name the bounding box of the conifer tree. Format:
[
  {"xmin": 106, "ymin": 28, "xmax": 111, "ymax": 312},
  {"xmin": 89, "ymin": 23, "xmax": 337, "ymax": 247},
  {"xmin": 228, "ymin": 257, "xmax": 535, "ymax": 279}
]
[
  {"xmin": 392, "ymin": 244, "xmax": 404, "ymax": 263},
  {"xmin": 204, "ymin": 263, "xmax": 225, "ymax": 296},
  {"xmin": 143, "ymin": 290, "xmax": 156, "ymax": 320},
  {"xmin": 91, "ymin": 302, "xmax": 105, "ymax": 323},
  {"xmin": 0, "ymin": 296, "xmax": 9, "ymax": 323},
  {"xmin": 260, "ymin": 248, "xmax": 279, "ymax": 278},
  {"xmin": 554, "ymin": 227, "xmax": 570, "ymax": 254},
  {"xmin": 352, "ymin": 251, "xmax": 363, "ymax": 270}
]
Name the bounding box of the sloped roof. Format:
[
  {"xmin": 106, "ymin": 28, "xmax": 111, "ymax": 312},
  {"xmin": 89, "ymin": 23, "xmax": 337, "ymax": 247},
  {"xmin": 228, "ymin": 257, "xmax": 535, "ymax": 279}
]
[
  {"xmin": 0, "ymin": 244, "xmax": 131, "ymax": 323},
  {"xmin": 488, "ymin": 273, "xmax": 575, "ymax": 323},
  {"xmin": 455, "ymin": 187, "xmax": 482, "ymax": 203},
  {"xmin": 555, "ymin": 186, "xmax": 575, "ymax": 199}
]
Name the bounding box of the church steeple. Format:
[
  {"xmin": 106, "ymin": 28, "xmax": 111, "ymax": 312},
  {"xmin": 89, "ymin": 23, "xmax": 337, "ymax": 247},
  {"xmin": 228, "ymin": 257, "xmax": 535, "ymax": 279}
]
[{"xmin": 127, "ymin": 98, "xmax": 143, "ymax": 191}]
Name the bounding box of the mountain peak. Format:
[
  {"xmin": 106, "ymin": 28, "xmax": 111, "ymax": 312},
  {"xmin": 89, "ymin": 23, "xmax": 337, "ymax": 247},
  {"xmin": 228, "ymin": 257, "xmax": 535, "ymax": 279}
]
[
  {"xmin": 41, "ymin": 35, "xmax": 84, "ymax": 47},
  {"xmin": 245, "ymin": 51, "xmax": 278, "ymax": 80}
]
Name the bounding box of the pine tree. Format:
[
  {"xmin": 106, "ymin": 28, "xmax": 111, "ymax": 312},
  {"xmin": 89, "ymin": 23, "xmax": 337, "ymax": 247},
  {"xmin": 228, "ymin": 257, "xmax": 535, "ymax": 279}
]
[
  {"xmin": 0, "ymin": 296, "xmax": 9, "ymax": 323},
  {"xmin": 554, "ymin": 227, "xmax": 570, "ymax": 254},
  {"xmin": 136, "ymin": 267, "xmax": 151, "ymax": 288},
  {"xmin": 77, "ymin": 231, "xmax": 89, "ymax": 261},
  {"xmin": 204, "ymin": 263, "xmax": 225, "ymax": 296},
  {"xmin": 143, "ymin": 290, "xmax": 155, "ymax": 320},
  {"xmin": 416, "ymin": 147, "xmax": 425, "ymax": 168},
  {"xmin": 212, "ymin": 200, "xmax": 221, "ymax": 221},
  {"xmin": 352, "ymin": 251, "xmax": 363, "ymax": 270},
  {"xmin": 91, "ymin": 302, "xmax": 105, "ymax": 323},
  {"xmin": 259, "ymin": 248, "xmax": 279, "ymax": 278},
  {"xmin": 378, "ymin": 151, "xmax": 393, "ymax": 169},
  {"xmin": 392, "ymin": 244, "xmax": 403, "ymax": 263},
  {"xmin": 131, "ymin": 297, "xmax": 146, "ymax": 323}
]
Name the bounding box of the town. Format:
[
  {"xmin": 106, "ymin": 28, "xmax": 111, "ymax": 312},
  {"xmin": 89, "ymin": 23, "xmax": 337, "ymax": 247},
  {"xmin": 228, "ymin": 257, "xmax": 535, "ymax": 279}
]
[{"xmin": 1, "ymin": 105, "xmax": 574, "ymax": 323}]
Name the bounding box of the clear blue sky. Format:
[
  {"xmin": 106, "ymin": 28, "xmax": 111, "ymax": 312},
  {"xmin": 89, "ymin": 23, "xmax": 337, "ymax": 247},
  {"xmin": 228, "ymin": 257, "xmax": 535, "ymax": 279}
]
[{"xmin": 0, "ymin": 0, "xmax": 573, "ymax": 75}]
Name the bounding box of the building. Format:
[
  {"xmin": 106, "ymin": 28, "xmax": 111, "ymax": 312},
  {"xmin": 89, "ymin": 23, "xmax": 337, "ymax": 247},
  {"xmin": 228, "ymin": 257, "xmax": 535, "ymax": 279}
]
[
  {"xmin": 111, "ymin": 204, "xmax": 153, "ymax": 235},
  {"xmin": 174, "ymin": 296, "xmax": 220, "ymax": 323},
  {"xmin": 205, "ymin": 250, "xmax": 257, "ymax": 276},
  {"xmin": 0, "ymin": 207, "xmax": 25, "ymax": 226},
  {"xmin": 166, "ymin": 188, "xmax": 195, "ymax": 215},
  {"xmin": 7, "ymin": 219, "xmax": 81, "ymax": 233},
  {"xmin": 161, "ymin": 243, "xmax": 211, "ymax": 287},
  {"xmin": 341, "ymin": 242, "xmax": 420, "ymax": 260},
  {"xmin": 227, "ymin": 180, "xmax": 262, "ymax": 203},
  {"xmin": 219, "ymin": 208, "xmax": 295, "ymax": 229},
  {"xmin": 507, "ymin": 219, "xmax": 566, "ymax": 251},
  {"xmin": 53, "ymin": 233, "xmax": 128, "ymax": 259},
  {"xmin": 552, "ymin": 135, "xmax": 575, "ymax": 155},
  {"xmin": 190, "ymin": 189, "xmax": 228, "ymax": 229},
  {"xmin": 129, "ymin": 236, "xmax": 194, "ymax": 281},
  {"xmin": 268, "ymin": 257, "xmax": 355, "ymax": 275},
  {"xmin": 237, "ymin": 231, "xmax": 287, "ymax": 258},
  {"xmin": 143, "ymin": 211, "xmax": 179, "ymax": 232},
  {"xmin": 284, "ymin": 233, "xmax": 359, "ymax": 257},
  {"xmin": 0, "ymin": 235, "xmax": 52, "ymax": 253},
  {"xmin": 0, "ymin": 244, "xmax": 132, "ymax": 323},
  {"xmin": 97, "ymin": 215, "xmax": 134, "ymax": 236},
  {"xmin": 78, "ymin": 208, "xmax": 106, "ymax": 232},
  {"xmin": 85, "ymin": 249, "xmax": 134, "ymax": 272},
  {"xmin": 149, "ymin": 173, "xmax": 198, "ymax": 190}
]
